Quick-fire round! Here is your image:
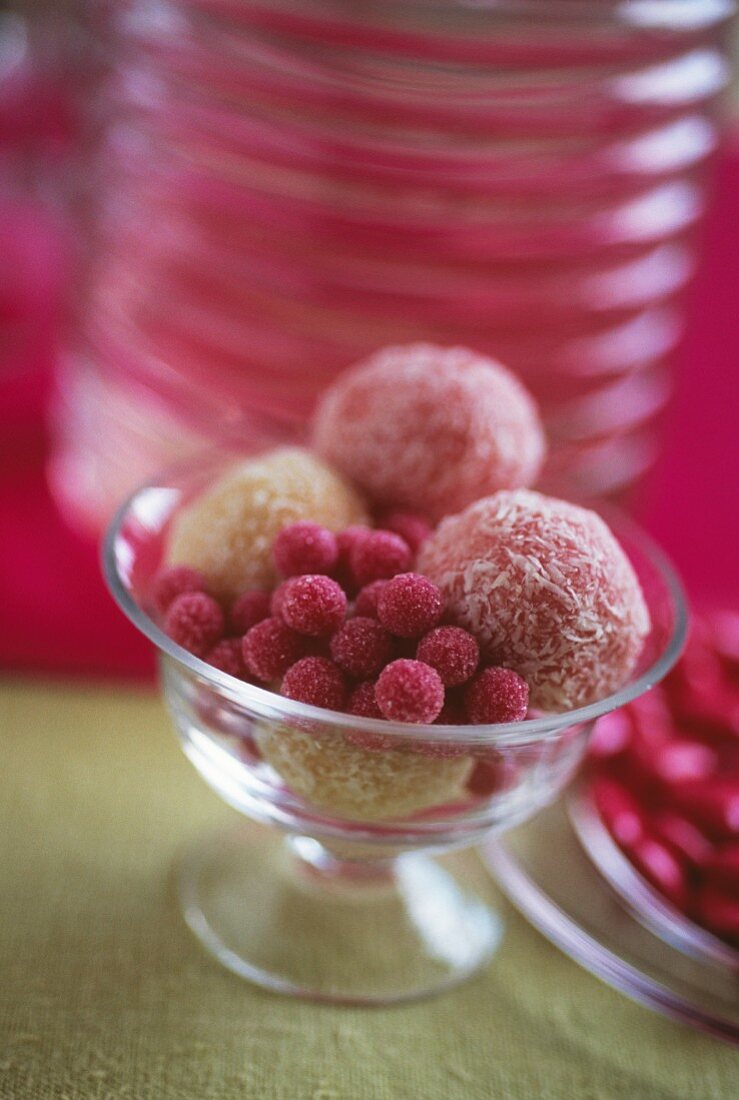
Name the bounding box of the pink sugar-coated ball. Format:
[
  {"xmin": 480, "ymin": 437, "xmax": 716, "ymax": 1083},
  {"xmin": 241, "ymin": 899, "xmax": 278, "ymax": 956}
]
[
  {"xmin": 229, "ymin": 589, "xmax": 272, "ymax": 635},
  {"xmin": 281, "ymin": 656, "xmax": 347, "ymax": 711},
  {"xmin": 242, "ymin": 617, "xmax": 307, "ymax": 682},
  {"xmin": 377, "ymin": 573, "xmax": 444, "ymax": 639},
  {"xmin": 330, "ymin": 617, "xmax": 394, "ymax": 679},
  {"xmin": 334, "ymin": 525, "xmax": 372, "ymax": 591},
  {"xmin": 464, "ymin": 667, "xmax": 530, "ymax": 724},
  {"xmin": 206, "ymin": 637, "xmax": 248, "ymax": 679},
  {"xmin": 375, "ymin": 659, "xmax": 445, "ymax": 724},
  {"xmin": 377, "ymin": 511, "xmax": 433, "ymax": 555},
  {"xmin": 350, "ymin": 530, "xmax": 412, "ymax": 587},
  {"xmin": 273, "ymin": 521, "xmax": 339, "ymax": 578},
  {"xmin": 279, "ymin": 574, "xmax": 348, "ymax": 637},
  {"xmin": 416, "ymin": 626, "xmax": 480, "ymax": 687},
  {"xmin": 163, "ymin": 591, "xmax": 225, "ymax": 658},
  {"xmin": 354, "ymin": 579, "xmax": 389, "ymax": 619},
  {"xmin": 419, "ymin": 489, "xmax": 651, "ymax": 712},
  {"xmin": 313, "ymin": 343, "xmax": 545, "ymax": 523},
  {"xmin": 345, "ymin": 680, "xmax": 385, "ymax": 721},
  {"xmin": 152, "ymin": 564, "xmax": 207, "ymax": 616}
]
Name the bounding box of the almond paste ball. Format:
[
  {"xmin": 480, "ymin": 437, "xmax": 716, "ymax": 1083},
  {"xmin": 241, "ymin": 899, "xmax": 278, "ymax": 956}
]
[{"xmin": 166, "ymin": 448, "xmax": 367, "ymax": 602}]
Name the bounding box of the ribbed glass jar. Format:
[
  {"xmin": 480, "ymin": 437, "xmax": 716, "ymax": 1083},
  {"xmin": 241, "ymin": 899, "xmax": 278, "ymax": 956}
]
[{"xmin": 52, "ymin": 0, "xmax": 737, "ymax": 529}]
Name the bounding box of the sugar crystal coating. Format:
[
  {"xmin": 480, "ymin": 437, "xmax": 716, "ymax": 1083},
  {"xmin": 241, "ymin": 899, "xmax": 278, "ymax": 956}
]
[
  {"xmin": 375, "ymin": 659, "xmax": 445, "ymax": 724},
  {"xmin": 330, "ymin": 617, "xmax": 394, "ymax": 679},
  {"xmin": 419, "ymin": 489, "xmax": 650, "ymax": 712},
  {"xmin": 166, "ymin": 448, "xmax": 367, "ymax": 601},
  {"xmin": 152, "ymin": 565, "xmax": 207, "ymax": 616},
  {"xmin": 164, "ymin": 591, "xmax": 225, "ymax": 658},
  {"xmin": 345, "ymin": 680, "xmax": 385, "ymax": 720},
  {"xmin": 354, "ymin": 579, "xmax": 389, "ymax": 619},
  {"xmin": 229, "ymin": 589, "xmax": 271, "ymax": 635},
  {"xmin": 377, "ymin": 511, "xmax": 433, "ymax": 555},
  {"xmin": 281, "ymin": 656, "xmax": 347, "ymax": 711},
  {"xmin": 334, "ymin": 525, "xmax": 371, "ymax": 591},
  {"xmin": 377, "ymin": 573, "xmax": 444, "ymax": 639},
  {"xmin": 273, "ymin": 521, "xmax": 339, "ymax": 577},
  {"xmin": 280, "ymin": 574, "xmax": 347, "ymax": 636},
  {"xmin": 416, "ymin": 626, "xmax": 480, "ymax": 687},
  {"xmin": 465, "ymin": 667, "xmax": 530, "ymax": 724},
  {"xmin": 351, "ymin": 530, "xmax": 412, "ymax": 587},
  {"xmin": 313, "ymin": 343, "xmax": 545, "ymax": 522},
  {"xmin": 206, "ymin": 637, "xmax": 247, "ymax": 678},
  {"xmin": 242, "ymin": 617, "xmax": 307, "ymax": 681}
]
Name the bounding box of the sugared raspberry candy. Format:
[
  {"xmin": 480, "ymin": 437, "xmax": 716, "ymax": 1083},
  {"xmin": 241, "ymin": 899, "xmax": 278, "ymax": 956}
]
[
  {"xmin": 206, "ymin": 638, "xmax": 247, "ymax": 678},
  {"xmin": 313, "ymin": 344, "xmax": 545, "ymax": 522},
  {"xmin": 351, "ymin": 530, "xmax": 412, "ymax": 587},
  {"xmin": 334, "ymin": 525, "xmax": 371, "ymax": 590},
  {"xmin": 282, "ymin": 656, "xmax": 347, "ymax": 711},
  {"xmin": 273, "ymin": 521, "xmax": 339, "ymax": 578},
  {"xmin": 242, "ymin": 617, "xmax": 306, "ymax": 681},
  {"xmin": 416, "ymin": 626, "xmax": 479, "ymax": 687},
  {"xmin": 346, "ymin": 680, "xmax": 385, "ymax": 720},
  {"xmin": 164, "ymin": 592, "xmax": 224, "ymax": 658},
  {"xmin": 375, "ymin": 659, "xmax": 444, "ymax": 724},
  {"xmin": 330, "ymin": 617, "xmax": 393, "ymax": 679},
  {"xmin": 151, "ymin": 564, "xmax": 207, "ymax": 616},
  {"xmin": 270, "ymin": 579, "xmax": 290, "ymax": 620},
  {"xmin": 377, "ymin": 511, "xmax": 433, "ymax": 555},
  {"xmin": 377, "ymin": 573, "xmax": 443, "ymax": 639},
  {"xmin": 354, "ymin": 580, "xmax": 389, "ymax": 619},
  {"xmin": 279, "ymin": 574, "xmax": 347, "ymax": 637},
  {"xmin": 464, "ymin": 667, "xmax": 529, "ymax": 724},
  {"xmin": 419, "ymin": 490, "xmax": 650, "ymax": 712},
  {"xmin": 229, "ymin": 589, "xmax": 271, "ymax": 635}
]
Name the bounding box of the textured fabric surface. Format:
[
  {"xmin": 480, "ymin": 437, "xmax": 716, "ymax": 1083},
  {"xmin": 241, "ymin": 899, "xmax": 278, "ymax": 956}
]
[{"xmin": 0, "ymin": 680, "xmax": 736, "ymax": 1100}]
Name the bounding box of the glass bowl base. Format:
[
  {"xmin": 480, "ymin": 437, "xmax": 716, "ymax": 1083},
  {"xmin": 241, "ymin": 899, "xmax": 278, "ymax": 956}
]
[{"xmin": 178, "ymin": 821, "xmax": 503, "ymax": 1005}]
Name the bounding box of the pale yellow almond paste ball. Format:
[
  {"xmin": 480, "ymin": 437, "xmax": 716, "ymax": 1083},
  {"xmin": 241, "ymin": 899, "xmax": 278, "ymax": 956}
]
[
  {"xmin": 166, "ymin": 447, "xmax": 367, "ymax": 602},
  {"xmin": 256, "ymin": 724, "xmax": 473, "ymax": 821}
]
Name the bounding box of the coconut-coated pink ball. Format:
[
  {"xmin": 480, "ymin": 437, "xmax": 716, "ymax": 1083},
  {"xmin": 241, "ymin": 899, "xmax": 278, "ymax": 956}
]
[
  {"xmin": 313, "ymin": 344, "xmax": 545, "ymax": 523},
  {"xmin": 418, "ymin": 490, "xmax": 650, "ymax": 712}
]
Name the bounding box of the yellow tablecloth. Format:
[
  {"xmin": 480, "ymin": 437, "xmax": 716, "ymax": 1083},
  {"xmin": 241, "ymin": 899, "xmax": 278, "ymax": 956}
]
[{"xmin": 0, "ymin": 680, "xmax": 735, "ymax": 1099}]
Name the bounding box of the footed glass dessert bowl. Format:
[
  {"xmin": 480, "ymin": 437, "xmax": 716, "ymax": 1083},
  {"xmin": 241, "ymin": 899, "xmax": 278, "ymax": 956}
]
[{"xmin": 104, "ymin": 454, "xmax": 686, "ymax": 1004}]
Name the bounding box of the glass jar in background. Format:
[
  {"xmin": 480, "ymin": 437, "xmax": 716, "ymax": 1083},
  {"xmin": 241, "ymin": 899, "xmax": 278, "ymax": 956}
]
[{"xmin": 50, "ymin": 0, "xmax": 737, "ymax": 532}]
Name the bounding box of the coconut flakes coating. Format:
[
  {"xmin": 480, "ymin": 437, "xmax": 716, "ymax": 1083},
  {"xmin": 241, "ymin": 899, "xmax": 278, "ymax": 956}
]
[
  {"xmin": 313, "ymin": 343, "xmax": 545, "ymax": 523},
  {"xmin": 166, "ymin": 448, "xmax": 367, "ymax": 602},
  {"xmin": 418, "ymin": 489, "xmax": 650, "ymax": 712}
]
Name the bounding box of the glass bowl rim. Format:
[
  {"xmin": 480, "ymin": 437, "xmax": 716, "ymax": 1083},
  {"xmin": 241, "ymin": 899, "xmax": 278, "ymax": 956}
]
[{"xmin": 102, "ymin": 470, "xmax": 688, "ymax": 747}]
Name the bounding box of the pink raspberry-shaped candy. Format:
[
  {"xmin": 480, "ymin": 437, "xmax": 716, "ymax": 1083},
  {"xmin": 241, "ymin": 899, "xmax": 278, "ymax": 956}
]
[
  {"xmin": 273, "ymin": 521, "xmax": 339, "ymax": 578},
  {"xmin": 377, "ymin": 511, "xmax": 433, "ymax": 555},
  {"xmin": 465, "ymin": 667, "xmax": 529, "ymax": 724},
  {"xmin": 206, "ymin": 637, "xmax": 247, "ymax": 678},
  {"xmin": 282, "ymin": 656, "xmax": 347, "ymax": 711},
  {"xmin": 229, "ymin": 589, "xmax": 271, "ymax": 635},
  {"xmin": 377, "ymin": 573, "xmax": 444, "ymax": 639},
  {"xmin": 346, "ymin": 680, "xmax": 385, "ymax": 720},
  {"xmin": 351, "ymin": 530, "xmax": 412, "ymax": 587},
  {"xmin": 375, "ymin": 659, "xmax": 444, "ymax": 724},
  {"xmin": 416, "ymin": 626, "xmax": 480, "ymax": 687},
  {"xmin": 330, "ymin": 617, "xmax": 393, "ymax": 679},
  {"xmin": 334, "ymin": 525, "xmax": 371, "ymax": 590},
  {"xmin": 242, "ymin": 617, "xmax": 307, "ymax": 681},
  {"xmin": 270, "ymin": 579, "xmax": 290, "ymax": 620},
  {"xmin": 164, "ymin": 591, "xmax": 225, "ymax": 657},
  {"xmin": 354, "ymin": 579, "xmax": 389, "ymax": 619},
  {"xmin": 152, "ymin": 564, "xmax": 207, "ymax": 616},
  {"xmin": 279, "ymin": 574, "xmax": 348, "ymax": 636}
]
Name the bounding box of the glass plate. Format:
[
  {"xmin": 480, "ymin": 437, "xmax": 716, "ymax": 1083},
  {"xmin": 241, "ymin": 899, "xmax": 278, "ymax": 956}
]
[{"xmin": 482, "ymin": 796, "xmax": 739, "ymax": 1047}]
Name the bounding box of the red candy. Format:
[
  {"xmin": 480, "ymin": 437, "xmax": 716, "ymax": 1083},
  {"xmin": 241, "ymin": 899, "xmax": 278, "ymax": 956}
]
[
  {"xmin": 206, "ymin": 637, "xmax": 247, "ymax": 678},
  {"xmin": 354, "ymin": 579, "xmax": 389, "ymax": 619},
  {"xmin": 279, "ymin": 574, "xmax": 347, "ymax": 636},
  {"xmin": 629, "ymin": 836, "xmax": 690, "ymax": 911},
  {"xmin": 163, "ymin": 592, "xmax": 225, "ymax": 658},
  {"xmin": 377, "ymin": 573, "xmax": 444, "ymax": 639},
  {"xmin": 375, "ymin": 659, "xmax": 444, "ymax": 724},
  {"xmin": 650, "ymin": 811, "xmax": 713, "ymax": 867},
  {"xmin": 466, "ymin": 758, "xmax": 518, "ymax": 798},
  {"xmin": 592, "ymin": 776, "xmax": 646, "ymax": 848},
  {"xmin": 334, "ymin": 525, "xmax": 371, "ymax": 590},
  {"xmin": 464, "ymin": 667, "xmax": 529, "ymax": 724},
  {"xmin": 330, "ymin": 617, "xmax": 393, "ymax": 679},
  {"xmin": 242, "ymin": 617, "xmax": 306, "ymax": 681},
  {"xmin": 377, "ymin": 511, "xmax": 432, "ymax": 555},
  {"xmin": 273, "ymin": 521, "xmax": 339, "ymax": 578},
  {"xmin": 346, "ymin": 680, "xmax": 385, "ymax": 720},
  {"xmin": 152, "ymin": 564, "xmax": 207, "ymax": 616},
  {"xmin": 416, "ymin": 626, "xmax": 479, "ymax": 687},
  {"xmin": 281, "ymin": 656, "xmax": 347, "ymax": 711},
  {"xmin": 229, "ymin": 589, "xmax": 271, "ymax": 635},
  {"xmin": 701, "ymin": 843, "xmax": 739, "ymax": 893},
  {"xmin": 694, "ymin": 887, "xmax": 739, "ymax": 944},
  {"xmin": 350, "ymin": 530, "xmax": 412, "ymax": 587}
]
